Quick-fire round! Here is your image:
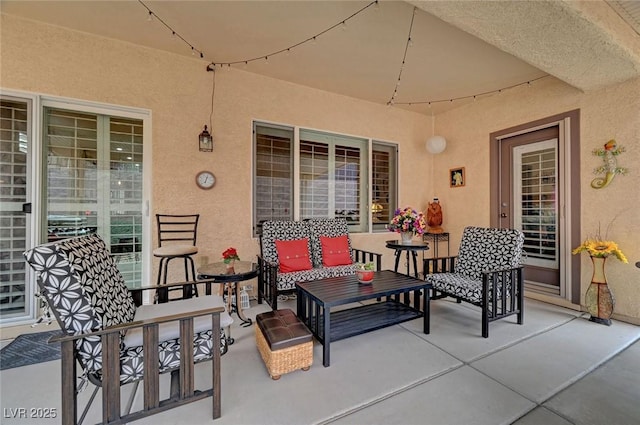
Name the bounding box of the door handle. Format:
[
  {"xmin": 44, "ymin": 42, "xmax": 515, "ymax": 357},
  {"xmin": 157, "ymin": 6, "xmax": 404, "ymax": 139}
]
[
  {"xmin": 500, "ymin": 213, "xmax": 507, "ymax": 218},
  {"xmin": 22, "ymin": 203, "xmax": 32, "ymax": 213}
]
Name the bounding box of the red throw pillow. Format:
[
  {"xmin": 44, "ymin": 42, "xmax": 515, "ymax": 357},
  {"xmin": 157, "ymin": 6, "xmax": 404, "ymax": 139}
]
[
  {"xmin": 320, "ymin": 235, "xmax": 352, "ymax": 267},
  {"xmin": 275, "ymin": 238, "xmax": 312, "ymax": 273}
]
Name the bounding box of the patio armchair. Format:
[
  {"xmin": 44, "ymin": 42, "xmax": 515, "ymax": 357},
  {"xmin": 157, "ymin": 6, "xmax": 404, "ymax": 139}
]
[
  {"xmin": 23, "ymin": 234, "xmax": 232, "ymax": 424},
  {"xmin": 423, "ymin": 226, "xmax": 525, "ymax": 338}
]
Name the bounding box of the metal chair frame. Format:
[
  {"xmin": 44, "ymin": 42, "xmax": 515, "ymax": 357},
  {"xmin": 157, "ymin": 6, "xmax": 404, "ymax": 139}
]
[{"xmin": 155, "ymin": 214, "xmax": 200, "ymax": 298}]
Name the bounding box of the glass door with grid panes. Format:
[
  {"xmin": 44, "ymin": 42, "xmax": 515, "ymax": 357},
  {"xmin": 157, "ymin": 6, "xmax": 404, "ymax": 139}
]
[
  {"xmin": 1, "ymin": 96, "xmax": 147, "ymax": 326},
  {"xmin": 0, "ymin": 97, "xmax": 34, "ymax": 324},
  {"xmin": 512, "ymin": 138, "xmax": 561, "ymax": 291},
  {"xmin": 43, "ymin": 107, "xmax": 144, "ymax": 288}
]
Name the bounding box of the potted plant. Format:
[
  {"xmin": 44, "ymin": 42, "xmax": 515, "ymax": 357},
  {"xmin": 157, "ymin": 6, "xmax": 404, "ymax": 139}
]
[{"xmin": 356, "ymin": 262, "xmax": 375, "ymax": 284}]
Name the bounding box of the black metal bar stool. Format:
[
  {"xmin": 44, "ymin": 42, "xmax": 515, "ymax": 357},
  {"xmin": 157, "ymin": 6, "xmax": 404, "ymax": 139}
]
[{"xmin": 153, "ymin": 214, "xmax": 200, "ymax": 301}]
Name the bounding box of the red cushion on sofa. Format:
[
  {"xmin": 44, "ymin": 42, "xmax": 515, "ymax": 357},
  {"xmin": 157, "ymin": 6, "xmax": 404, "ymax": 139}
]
[
  {"xmin": 320, "ymin": 235, "xmax": 352, "ymax": 267},
  {"xmin": 275, "ymin": 238, "xmax": 312, "ymax": 273}
]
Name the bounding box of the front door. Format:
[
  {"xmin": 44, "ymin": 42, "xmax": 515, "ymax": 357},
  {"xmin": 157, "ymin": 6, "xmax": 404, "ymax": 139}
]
[
  {"xmin": 490, "ymin": 110, "xmax": 581, "ymax": 304},
  {"xmin": 499, "ymin": 126, "xmax": 561, "ymax": 293}
]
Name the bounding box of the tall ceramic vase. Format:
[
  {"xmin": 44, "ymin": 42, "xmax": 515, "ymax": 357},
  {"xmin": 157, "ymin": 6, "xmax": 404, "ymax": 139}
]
[
  {"xmin": 584, "ymin": 256, "xmax": 614, "ymax": 326},
  {"xmin": 400, "ymin": 231, "xmax": 414, "ymax": 244}
]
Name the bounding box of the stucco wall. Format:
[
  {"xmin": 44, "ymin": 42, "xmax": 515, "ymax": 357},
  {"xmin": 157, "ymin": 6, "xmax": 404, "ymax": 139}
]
[
  {"xmin": 2, "ymin": 13, "xmax": 638, "ymax": 326},
  {"xmin": 432, "ymin": 76, "xmax": 640, "ymax": 323},
  {"xmin": 0, "ymin": 13, "xmax": 430, "ymax": 281}
]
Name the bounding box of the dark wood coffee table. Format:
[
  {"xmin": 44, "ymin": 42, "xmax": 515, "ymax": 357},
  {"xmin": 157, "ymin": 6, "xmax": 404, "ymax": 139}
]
[{"xmin": 296, "ymin": 270, "xmax": 431, "ymax": 367}]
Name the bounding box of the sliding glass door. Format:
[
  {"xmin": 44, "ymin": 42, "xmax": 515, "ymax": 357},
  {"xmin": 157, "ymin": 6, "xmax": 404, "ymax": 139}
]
[
  {"xmin": 43, "ymin": 107, "xmax": 144, "ymax": 286},
  {"xmin": 0, "ymin": 94, "xmax": 149, "ymax": 327},
  {"xmin": 0, "ymin": 97, "xmax": 34, "ymax": 323}
]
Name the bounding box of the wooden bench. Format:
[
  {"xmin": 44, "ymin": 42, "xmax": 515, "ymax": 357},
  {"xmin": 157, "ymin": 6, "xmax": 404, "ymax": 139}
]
[{"xmin": 255, "ymin": 309, "xmax": 313, "ymax": 380}]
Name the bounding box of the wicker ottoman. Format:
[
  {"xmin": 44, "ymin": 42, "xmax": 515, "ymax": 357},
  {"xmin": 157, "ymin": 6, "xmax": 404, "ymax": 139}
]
[{"xmin": 255, "ymin": 309, "xmax": 313, "ymax": 380}]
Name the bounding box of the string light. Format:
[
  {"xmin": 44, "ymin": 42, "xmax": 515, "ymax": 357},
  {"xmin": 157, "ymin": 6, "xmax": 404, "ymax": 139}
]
[
  {"xmin": 208, "ymin": 1, "xmax": 379, "ymax": 68},
  {"xmin": 387, "ymin": 7, "xmax": 417, "ymax": 105},
  {"xmin": 138, "ymin": 0, "xmax": 206, "ymax": 60},
  {"xmin": 393, "ymin": 75, "xmax": 549, "ymax": 108},
  {"xmin": 382, "ymin": 4, "xmax": 550, "ymax": 109},
  {"xmin": 139, "ymin": 0, "xmax": 545, "ymax": 107}
]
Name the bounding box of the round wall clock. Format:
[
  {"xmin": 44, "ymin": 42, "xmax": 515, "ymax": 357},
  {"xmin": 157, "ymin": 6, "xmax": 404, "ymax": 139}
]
[{"xmin": 196, "ymin": 171, "xmax": 216, "ymax": 190}]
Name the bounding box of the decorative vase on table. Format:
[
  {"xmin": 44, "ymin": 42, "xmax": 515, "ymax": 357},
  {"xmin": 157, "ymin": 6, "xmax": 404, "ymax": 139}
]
[
  {"xmin": 400, "ymin": 231, "xmax": 414, "ymax": 244},
  {"xmin": 389, "ymin": 207, "xmax": 427, "ymax": 245},
  {"xmin": 222, "ymin": 247, "xmax": 240, "ymax": 274},
  {"xmin": 585, "ymin": 256, "xmax": 615, "ymax": 326},
  {"xmin": 226, "ymin": 260, "xmax": 235, "ymax": 274}
]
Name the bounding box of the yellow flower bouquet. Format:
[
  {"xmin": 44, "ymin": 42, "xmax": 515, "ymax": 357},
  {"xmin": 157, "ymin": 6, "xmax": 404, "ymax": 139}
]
[{"xmin": 572, "ymin": 239, "xmax": 628, "ymax": 263}]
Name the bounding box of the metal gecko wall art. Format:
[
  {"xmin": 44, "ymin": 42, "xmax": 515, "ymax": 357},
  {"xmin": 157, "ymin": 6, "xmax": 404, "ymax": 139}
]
[{"xmin": 591, "ymin": 139, "xmax": 627, "ymax": 189}]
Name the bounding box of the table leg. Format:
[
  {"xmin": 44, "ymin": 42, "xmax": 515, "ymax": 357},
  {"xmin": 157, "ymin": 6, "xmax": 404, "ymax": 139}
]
[
  {"xmin": 323, "ymin": 307, "xmax": 331, "ymax": 367},
  {"xmin": 411, "ymin": 251, "xmax": 419, "ymax": 278},
  {"xmin": 405, "ymin": 250, "xmax": 410, "ymax": 276},
  {"xmin": 394, "ymin": 250, "xmax": 401, "ymax": 273},
  {"xmin": 230, "ymin": 282, "xmax": 252, "ymax": 327}
]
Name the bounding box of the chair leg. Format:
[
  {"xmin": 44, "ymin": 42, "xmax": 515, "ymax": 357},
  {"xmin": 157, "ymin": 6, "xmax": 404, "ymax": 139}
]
[
  {"xmin": 169, "ymin": 370, "xmax": 182, "ymax": 400},
  {"xmin": 156, "ymin": 257, "xmax": 166, "ymax": 286},
  {"xmin": 162, "ymin": 257, "xmax": 170, "ymax": 285},
  {"xmin": 183, "ymin": 257, "xmax": 190, "ymax": 282},
  {"xmin": 124, "ymin": 381, "xmax": 140, "ymax": 416},
  {"xmin": 78, "ymin": 385, "xmax": 100, "ymax": 425},
  {"xmin": 517, "ymin": 269, "xmax": 524, "ymax": 325},
  {"xmin": 482, "ymin": 306, "xmax": 489, "ymax": 338},
  {"xmin": 187, "ymin": 256, "xmax": 198, "ymax": 297}
]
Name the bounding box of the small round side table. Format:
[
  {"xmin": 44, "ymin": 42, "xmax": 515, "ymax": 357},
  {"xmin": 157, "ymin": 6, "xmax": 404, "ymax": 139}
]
[
  {"xmin": 197, "ymin": 261, "xmax": 257, "ymax": 327},
  {"xmin": 385, "ymin": 239, "xmax": 430, "ymax": 278}
]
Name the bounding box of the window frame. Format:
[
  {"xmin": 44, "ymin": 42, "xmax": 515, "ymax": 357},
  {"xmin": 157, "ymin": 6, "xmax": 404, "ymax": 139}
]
[{"xmin": 252, "ymin": 120, "xmax": 398, "ymax": 236}]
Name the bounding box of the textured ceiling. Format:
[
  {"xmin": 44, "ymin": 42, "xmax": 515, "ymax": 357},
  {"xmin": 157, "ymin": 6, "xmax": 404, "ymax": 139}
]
[
  {"xmin": 2, "ymin": 0, "xmax": 639, "ymax": 115},
  {"xmin": 608, "ymin": 0, "xmax": 640, "ymax": 36}
]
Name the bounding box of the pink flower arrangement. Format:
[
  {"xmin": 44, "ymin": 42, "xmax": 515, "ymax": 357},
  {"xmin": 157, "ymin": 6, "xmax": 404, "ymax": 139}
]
[{"xmin": 388, "ymin": 207, "xmax": 427, "ymax": 235}]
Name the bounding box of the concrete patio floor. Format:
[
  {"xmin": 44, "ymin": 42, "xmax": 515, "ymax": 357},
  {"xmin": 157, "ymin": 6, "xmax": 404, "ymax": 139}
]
[{"xmin": 1, "ymin": 297, "xmax": 639, "ymax": 425}]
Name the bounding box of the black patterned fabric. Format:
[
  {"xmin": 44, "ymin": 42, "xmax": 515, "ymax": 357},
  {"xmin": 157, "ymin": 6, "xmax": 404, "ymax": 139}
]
[
  {"xmin": 23, "ymin": 234, "xmax": 221, "ymax": 384},
  {"xmin": 455, "ymin": 227, "xmax": 524, "ymax": 280},
  {"xmin": 307, "ymin": 218, "xmax": 354, "ymax": 267},
  {"xmin": 425, "ymin": 226, "xmax": 524, "ymax": 303},
  {"xmin": 261, "ymin": 220, "xmax": 311, "ymax": 265},
  {"xmin": 260, "ymin": 219, "xmax": 358, "ymax": 291}
]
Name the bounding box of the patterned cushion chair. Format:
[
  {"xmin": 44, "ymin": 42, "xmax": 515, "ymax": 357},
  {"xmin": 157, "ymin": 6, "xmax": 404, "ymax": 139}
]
[
  {"xmin": 257, "ymin": 218, "xmax": 382, "ymax": 310},
  {"xmin": 23, "ymin": 234, "xmax": 232, "ymax": 424},
  {"xmin": 423, "ymin": 226, "xmax": 525, "ymax": 338}
]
